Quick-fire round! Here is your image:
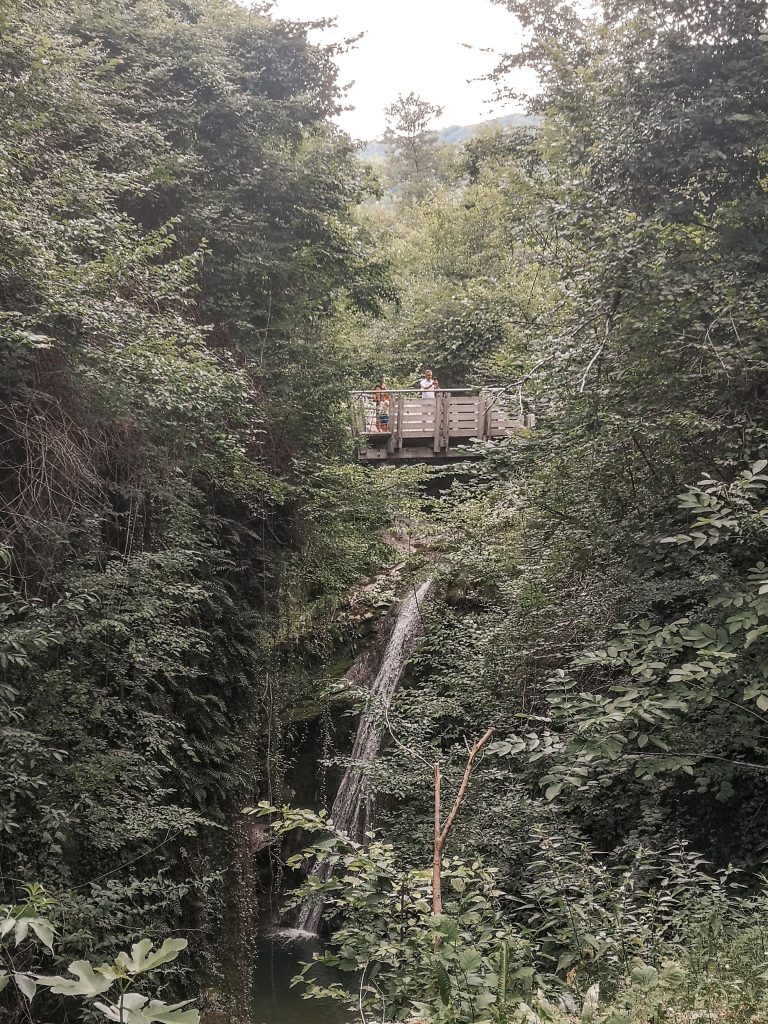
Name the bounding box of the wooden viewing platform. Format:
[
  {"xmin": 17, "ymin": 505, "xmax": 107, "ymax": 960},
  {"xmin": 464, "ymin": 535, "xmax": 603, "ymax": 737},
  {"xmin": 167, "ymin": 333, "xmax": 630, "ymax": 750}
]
[{"xmin": 352, "ymin": 388, "xmax": 534, "ymax": 463}]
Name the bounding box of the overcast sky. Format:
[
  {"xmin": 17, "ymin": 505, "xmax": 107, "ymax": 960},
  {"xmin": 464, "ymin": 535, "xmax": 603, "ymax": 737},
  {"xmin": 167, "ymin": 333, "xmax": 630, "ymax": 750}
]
[{"xmin": 267, "ymin": 0, "xmax": 532, "ymax": 139}]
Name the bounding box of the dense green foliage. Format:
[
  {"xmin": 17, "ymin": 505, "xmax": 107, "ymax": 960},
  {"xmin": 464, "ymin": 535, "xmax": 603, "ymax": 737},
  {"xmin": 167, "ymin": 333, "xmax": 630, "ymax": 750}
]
[
  {"xmin": 5, "ymin": 0, "xmax": 768, "ymax": 1022},
  {"xmin": 1, "ymin": 887, "xmax": 198, "ymax": 1024},
  {"xmin": 0, "ymin": 0, "xmax": 391, "ymax": 1019},
  {"xmin": 262, "ymin": 806, "xmax": 768, "ymax": 1022}
]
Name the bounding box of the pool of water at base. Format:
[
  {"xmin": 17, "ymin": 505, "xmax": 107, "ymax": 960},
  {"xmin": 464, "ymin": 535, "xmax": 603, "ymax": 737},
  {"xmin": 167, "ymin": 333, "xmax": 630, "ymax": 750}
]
[{"xmin": 251, "ymin": 931, "xmax": 353, "ymax": 1024}]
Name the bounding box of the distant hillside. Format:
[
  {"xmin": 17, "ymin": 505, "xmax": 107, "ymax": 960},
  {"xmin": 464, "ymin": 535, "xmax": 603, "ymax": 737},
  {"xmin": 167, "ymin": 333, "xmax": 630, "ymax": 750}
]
[{"xmin": 360, "ymin": 112, "xmax": 535, "ymax": 161}]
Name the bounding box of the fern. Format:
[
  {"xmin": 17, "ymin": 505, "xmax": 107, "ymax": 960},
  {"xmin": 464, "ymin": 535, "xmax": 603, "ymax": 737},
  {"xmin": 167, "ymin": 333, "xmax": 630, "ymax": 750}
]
[
  {"xmin": 497, "ymin": 940, "xmax": 508, "ymax": 1008},
  {"xmin": 434, "ymin": 959, "xmax": 452, "ymax": 1006}
]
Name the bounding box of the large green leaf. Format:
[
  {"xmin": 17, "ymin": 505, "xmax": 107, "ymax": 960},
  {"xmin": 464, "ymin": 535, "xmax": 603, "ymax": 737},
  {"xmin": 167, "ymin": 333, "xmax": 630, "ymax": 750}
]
[
  {"xmin": 94, "ymin": 994, "xmax": 200, "ymax": 1024},
  {"xmin": 29, "ymin": 919, "xmax": 54, "ymax": 952},
  {"xmin": 116, "ymin": 938, "xmax": 188, "ymax": 975},
  {"xmin": 457, "ymin": 947, "xmax": 483, "ymax": 973},
  {"xmin": 138, "ymin": 1001, "xmax": 200, "ymax": 1024},
  {"xmin": 35, "ymin": 960, "xmax": 113, "ymax": 996},
  {"xmin": 429, "ymin": 914, "xmax": 460, "ymax": 943},
  {"xmin": 94, "ymin": 993, "xmax": 149, "ymax": 1022},
  {"xmin": 581, "ymin": 983, "xmax": 600, "ymax": 1020},
  {"xmin": 14, "ymin": 973, "xmax": 36, "ymax": 1001}
]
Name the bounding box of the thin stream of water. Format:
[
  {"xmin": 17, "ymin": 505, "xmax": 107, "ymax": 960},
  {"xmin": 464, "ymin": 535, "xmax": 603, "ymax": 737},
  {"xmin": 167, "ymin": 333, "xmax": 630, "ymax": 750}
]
[{"xmin": 295, "ymin": 580, "xmax": 433, "ymax": 933}]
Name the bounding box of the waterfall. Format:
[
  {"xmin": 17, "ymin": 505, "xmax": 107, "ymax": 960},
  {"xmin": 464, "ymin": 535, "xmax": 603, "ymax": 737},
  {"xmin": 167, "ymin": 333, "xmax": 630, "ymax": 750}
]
[{"xmin": 294, "ymin": 579, "xmax": 433, "ymax": 934}]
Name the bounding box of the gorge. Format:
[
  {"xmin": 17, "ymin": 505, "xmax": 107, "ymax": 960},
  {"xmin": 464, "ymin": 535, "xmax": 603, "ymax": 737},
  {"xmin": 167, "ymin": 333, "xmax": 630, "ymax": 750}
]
[{"xmin": 2, "ymin": 2, "xmax": 768, "ymax": 1023}]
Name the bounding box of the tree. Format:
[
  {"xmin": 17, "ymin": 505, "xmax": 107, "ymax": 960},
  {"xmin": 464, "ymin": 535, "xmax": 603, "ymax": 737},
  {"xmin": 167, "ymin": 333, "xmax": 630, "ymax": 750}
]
[{"xmin": 383, "ymin": 91, "xmax": 447, "ymax": 200}]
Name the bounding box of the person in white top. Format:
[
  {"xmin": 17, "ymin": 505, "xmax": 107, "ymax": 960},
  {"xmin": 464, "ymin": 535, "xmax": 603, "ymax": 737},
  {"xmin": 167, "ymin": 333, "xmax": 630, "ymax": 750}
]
[{"xmin": 419, "ymin": 368, "xmax": 439, "ymax": 398}]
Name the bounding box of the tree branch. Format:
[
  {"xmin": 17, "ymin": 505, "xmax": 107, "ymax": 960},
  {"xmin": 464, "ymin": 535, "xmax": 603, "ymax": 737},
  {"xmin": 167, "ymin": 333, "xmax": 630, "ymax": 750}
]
[{"xmin": 438, "ymin": 728, "xmax": 495, "ymax": 846}]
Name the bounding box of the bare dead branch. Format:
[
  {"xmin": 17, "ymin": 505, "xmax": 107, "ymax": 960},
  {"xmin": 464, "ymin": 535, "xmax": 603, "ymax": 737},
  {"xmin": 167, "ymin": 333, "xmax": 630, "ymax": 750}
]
[
  {"xmin": 432, "ymin": 727, "xmax": 494, "ymax": 932},
  {"xmin": 438, "ymin": 727, "xmax": 495, "ymax": 847}
]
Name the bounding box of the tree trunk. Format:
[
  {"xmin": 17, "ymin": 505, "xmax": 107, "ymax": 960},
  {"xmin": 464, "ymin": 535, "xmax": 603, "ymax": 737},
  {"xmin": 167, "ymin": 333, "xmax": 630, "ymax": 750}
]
[{"xmin": 432, "ymin": 762, "xmax": 443, "ymax": 918}]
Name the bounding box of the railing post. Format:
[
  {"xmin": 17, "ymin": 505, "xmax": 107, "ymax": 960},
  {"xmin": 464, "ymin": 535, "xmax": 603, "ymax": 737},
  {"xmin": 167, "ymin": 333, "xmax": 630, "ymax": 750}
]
[
  {"xmin": 441, "ymin": 391, "xmax": 451, "ymax": 450},
  {"xmin": 433, "ymin": 391, "xmax": 442, "ymax": 452},
  {"xmin": 396, "ymin": 395, "xmax": 405, "ymax": 450},
  {"xmin": 476, "ymin": 394, "xmax": 486, "ymax": 440}
]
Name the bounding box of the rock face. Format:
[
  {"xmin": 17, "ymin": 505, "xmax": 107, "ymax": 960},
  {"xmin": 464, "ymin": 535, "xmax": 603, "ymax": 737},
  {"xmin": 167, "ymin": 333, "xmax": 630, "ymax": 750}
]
[{"xmin": 294, "ymin": 580, "xmax": 434, "ymax": 934}]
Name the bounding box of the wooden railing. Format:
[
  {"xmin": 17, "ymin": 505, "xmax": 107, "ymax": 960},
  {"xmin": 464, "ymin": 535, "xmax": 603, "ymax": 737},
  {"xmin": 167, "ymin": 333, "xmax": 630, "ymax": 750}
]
[{"xmin": 351, "ymin": 388, "xmax": 533, "ymax": 461}]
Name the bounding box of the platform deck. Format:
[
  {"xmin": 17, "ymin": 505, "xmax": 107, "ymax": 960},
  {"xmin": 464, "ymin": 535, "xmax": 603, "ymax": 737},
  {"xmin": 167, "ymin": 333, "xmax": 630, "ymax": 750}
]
[{"xmin": 352, "ymin": 389, "xmax": 533, "ymax": 463}]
